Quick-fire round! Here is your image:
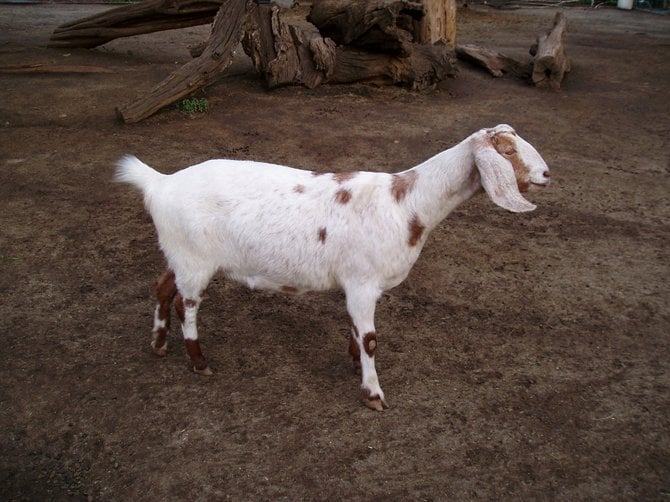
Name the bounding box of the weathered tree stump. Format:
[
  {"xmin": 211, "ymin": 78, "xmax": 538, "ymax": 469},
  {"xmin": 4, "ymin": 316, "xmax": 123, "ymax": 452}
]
[
  {"xmin": 49, "ymin": 0, "xmax": 225, "ymax": 49},
  {"xmin": 530, "ymin": 11, "xmax": 570, "ymax": 90},
  {"xmin": 418, "ymin": 0, "xmax": 457, "ymax": 47},
  {"xmin": 308, "ymin": 0, "xmax": 424, "ymax": 52},
  {"xmin": 306, "ymin": 0, "xmax": 458, "ymax": 89},
  {"xmin": 245, "ymin": 3, "xmax": 456, "ymax": 90},
  {"xmin": 116, "ymin": 0, "xmax": 252, "ymax": 123},
  {"xmin": 326, "ymin": 42, "xmax": 455, "ymax": 89},
  {"xmin": 243, "ymin": 4, "xmax": 337, "ymax": 89}
]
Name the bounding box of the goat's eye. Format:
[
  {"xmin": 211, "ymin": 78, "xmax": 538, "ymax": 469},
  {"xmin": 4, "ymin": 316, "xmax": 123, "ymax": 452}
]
[{"xmin": 503, "ymin": 149, "xmax": 517, "ymax": 156}]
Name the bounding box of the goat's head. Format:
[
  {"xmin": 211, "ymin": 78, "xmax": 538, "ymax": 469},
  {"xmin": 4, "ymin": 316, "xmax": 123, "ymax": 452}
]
[{"xmin": 472, "ymin": 124, "xmax": 551, "ymax": 213}]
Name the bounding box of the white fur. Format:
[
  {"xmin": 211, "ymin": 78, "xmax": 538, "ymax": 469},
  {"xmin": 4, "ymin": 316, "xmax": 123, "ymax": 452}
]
[{"xmin": 116, "ymin": 124, "xmax": 550, "ymax": 410}]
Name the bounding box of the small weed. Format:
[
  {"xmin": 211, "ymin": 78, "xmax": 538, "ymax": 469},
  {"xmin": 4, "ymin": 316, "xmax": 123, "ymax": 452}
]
[{"xmin": 177, "ymin": 97, "xmax": 209, "ymax": 115}]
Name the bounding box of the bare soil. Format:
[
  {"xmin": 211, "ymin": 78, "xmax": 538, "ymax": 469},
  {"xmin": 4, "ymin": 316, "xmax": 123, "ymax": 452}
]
[{"xmin": 1, "ymin": 3, "xmax": 669, "ymax": 500}]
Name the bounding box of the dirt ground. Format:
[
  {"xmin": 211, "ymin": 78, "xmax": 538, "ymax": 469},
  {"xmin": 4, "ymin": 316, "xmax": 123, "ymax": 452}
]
[{"xmin": 1, "ymin": 2, "xmax": 669, "ymax": 500}]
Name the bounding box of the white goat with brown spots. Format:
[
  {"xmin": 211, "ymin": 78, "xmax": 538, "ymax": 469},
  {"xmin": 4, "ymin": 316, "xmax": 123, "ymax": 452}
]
[{"xmin": 116, "ymin": 124, "xmax": 551, "ymax": 411}]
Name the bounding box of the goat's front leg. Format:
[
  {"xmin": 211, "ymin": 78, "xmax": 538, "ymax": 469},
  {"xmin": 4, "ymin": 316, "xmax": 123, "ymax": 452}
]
[
  {"xmin": 174, "ymin": 293, "xmax": 213, "ymax": 376},
  {"xmin": 346, "ymin": 286, "xmax": 388, "ymax": 411}
]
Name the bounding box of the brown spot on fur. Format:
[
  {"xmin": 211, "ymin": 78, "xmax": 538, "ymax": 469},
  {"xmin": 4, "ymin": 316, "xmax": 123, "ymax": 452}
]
[
  {"xmin": 391, "ymin": 171, "xmax": 418, "ymax": 202},
  {"xmin": 154, "ymin": 269, "xmax": 177, "ymax": 349},
  {"xmin": 363, "ymin": 332, "xmax": 378, "ymax": 357},
  {"xmin": 312, "ymin": 171, "xmax": 327, "ymax": 177},
  {"xmin": 408, "ymin": 214, "xmax": 425, "ymax": 247},
  {"xmin": 318, "ymin": 227, "xmax": 327, "ymax": 244},
  {"xmin": 184, "ymin": 339, "xmax": 208, "ymax": 371},
  {"xmin": 332, "ymin": 171, "xmax": 357, "ymax": 184},
  {"xmin": 156, "ymin": 269, "xmax": 177, "ymax": 320},
  {"xmin": 493, "ymin": 132, "xmax": 530, "ymax": 189},
  {"xmin": 174, "ymin": 294, "xmax": 185, "ymax": 324},
  {"xmin": 335, "ymin": 188, "xmax": 352, "ymax": 204},
  {"xmin": 293, "ymin": 184, "xmax": 306, "ymax": 194},
  {"xmin": 281, "ymin": 285, "xmax": 299, "ymax": 294},
  {"xmin": 493, "ymin": 133, "xmax": 518, "ymax": 156}
]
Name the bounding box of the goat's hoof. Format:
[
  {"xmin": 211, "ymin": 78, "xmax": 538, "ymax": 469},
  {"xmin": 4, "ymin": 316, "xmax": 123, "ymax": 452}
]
[
  {"xmin": 364, "ymin": 396, "xmax": 389, "ymax": 412},
  {"xmin": 194, "ymin": 365, "xmax": 213, "ymax": 376},
  {"xmin": 151, "ymin": 341, "xmax": 167, "ymax": 357}
]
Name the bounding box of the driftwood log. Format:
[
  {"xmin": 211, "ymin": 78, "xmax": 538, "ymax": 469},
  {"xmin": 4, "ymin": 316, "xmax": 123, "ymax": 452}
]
[
  {"xmin": 456, "ymin": 11, "xmax": 569, "ymax": 89},
  {"xmin": 455, "ymin": 44, "xmax": 530, "ymax": 78},
  {"xmin": 530, "ymin": 11, "xmax": 570, "ymax": 89},
  {"xmin": 0, "ymin": 64, "xmax": 114, "ymax": 74},
  {"xmin": 116, "ymin": 0, "xmax": 251, "ymax": 123},
  {"xmin": 49, "ymin": 0, "xmax": 225, "ymax": 49}
]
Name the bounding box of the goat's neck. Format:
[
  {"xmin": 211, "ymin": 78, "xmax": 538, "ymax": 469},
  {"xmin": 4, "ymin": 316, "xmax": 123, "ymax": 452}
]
[{"xmin": 403, "ymin": 140, "xmax": 481, "ymax": 232}]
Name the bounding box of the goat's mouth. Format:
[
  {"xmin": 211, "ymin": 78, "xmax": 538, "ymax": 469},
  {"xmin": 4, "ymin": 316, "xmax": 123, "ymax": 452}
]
[{"xmin": 529, "ymin": 182, "xmax": 549, "ymax": 189}]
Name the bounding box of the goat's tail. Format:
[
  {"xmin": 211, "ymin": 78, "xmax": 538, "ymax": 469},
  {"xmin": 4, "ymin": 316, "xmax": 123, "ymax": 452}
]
[{"xmin": 115, "ymin": 155, "xmax": 164, "ymax": 193}]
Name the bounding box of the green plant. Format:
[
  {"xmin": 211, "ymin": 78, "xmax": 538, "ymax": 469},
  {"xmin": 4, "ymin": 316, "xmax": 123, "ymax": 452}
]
[{"xmin": 177, "ymin": 97, "xmax": 209, "ymax": 115}]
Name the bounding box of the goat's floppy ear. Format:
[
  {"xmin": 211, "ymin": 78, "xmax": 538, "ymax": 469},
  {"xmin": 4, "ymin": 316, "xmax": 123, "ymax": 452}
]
[{"xmin": 473, "ymin": 135, "xmax": 536, "ymax": 213}]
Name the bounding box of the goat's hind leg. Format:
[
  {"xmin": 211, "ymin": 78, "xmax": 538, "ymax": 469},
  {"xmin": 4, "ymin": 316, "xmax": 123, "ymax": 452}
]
[{"xmin": 152, "ymin": 269, "xmax": 177, "ymax": 356}]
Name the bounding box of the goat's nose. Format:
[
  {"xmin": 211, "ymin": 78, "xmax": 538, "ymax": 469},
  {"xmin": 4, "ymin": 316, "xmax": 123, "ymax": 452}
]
[{"xmin": 543, "ymin": 171, "xmax": 552, "ymax": 178}]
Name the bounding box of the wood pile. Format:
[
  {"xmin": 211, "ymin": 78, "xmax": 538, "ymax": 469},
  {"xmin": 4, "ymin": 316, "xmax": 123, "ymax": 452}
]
[
  {"xmin": 104, "ymin": 0, "xmax": 457, "ymax": 123},
  {"xmin": 48, "ymin": 0, "xmax": 570, "ymax": 123}
]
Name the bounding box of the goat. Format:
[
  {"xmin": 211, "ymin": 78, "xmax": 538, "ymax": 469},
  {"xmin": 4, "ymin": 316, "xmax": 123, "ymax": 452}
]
[{"xmin": 116, "ymin": 124, "xmax": 551, "ymax": 411}]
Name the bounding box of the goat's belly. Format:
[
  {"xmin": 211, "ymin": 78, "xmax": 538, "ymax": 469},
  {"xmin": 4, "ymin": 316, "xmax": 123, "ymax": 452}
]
[{"xmin": 224, "ymin": 270, "xmax": 335, "ymax": 295}]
